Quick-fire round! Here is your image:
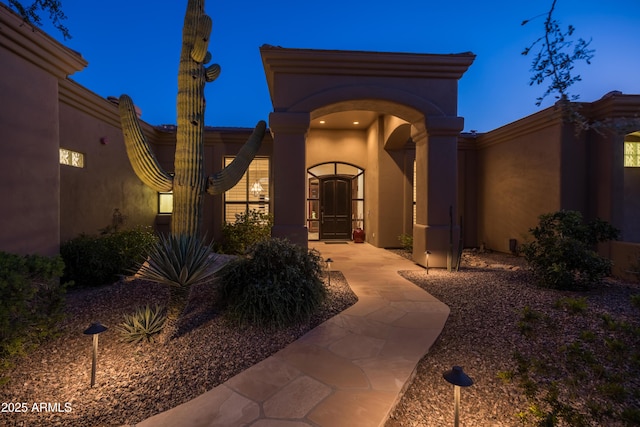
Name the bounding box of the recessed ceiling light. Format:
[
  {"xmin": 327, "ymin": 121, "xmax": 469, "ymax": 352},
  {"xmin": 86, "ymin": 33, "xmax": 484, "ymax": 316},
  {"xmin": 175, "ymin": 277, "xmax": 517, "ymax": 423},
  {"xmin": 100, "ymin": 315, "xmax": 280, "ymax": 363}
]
[
  {"xmin": 319, "ymin": 120, "xmax": 326, "ymax": 124},
  {"xmin": 353, "ymin": 121, "xmax": 359, "ymax": 125}
]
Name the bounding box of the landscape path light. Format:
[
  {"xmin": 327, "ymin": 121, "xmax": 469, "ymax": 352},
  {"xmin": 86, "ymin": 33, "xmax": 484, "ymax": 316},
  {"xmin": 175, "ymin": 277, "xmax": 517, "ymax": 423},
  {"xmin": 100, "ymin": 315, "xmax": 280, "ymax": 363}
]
[
  {"xmin": 425, "ymin": 251, "xmax": 431, "ymax": 274},
  {"xmin": 83, "ymin": 322, "xmax": 108, "ymax": 387},
  {"xmin": 325, "ymin": 258, "xmax": 333, "ymax": 286},
  {"xmin": 443, "ymin": 365, "xmax": 473, "ymax": 427}
]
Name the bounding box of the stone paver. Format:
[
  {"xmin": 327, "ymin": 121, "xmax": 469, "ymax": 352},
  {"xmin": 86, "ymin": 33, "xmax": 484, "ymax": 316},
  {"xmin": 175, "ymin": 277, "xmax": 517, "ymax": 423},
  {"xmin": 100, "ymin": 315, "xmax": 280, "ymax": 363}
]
[{"xmin": 131, "ymin": 242, "xmax": 449, "ymax": 427}]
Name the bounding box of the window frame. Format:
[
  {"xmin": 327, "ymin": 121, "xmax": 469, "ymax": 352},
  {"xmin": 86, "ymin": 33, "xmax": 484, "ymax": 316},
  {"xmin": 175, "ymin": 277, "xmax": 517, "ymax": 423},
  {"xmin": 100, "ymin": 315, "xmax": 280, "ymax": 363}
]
[{"xmin": 223, "ymin": 156, "xmax": 271, "ymax": 223}]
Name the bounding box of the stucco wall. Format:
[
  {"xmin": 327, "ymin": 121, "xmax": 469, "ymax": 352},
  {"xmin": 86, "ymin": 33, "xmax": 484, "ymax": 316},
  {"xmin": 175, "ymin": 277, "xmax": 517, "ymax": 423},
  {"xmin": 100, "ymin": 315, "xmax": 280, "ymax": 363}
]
[
  {"xmin": 365, "ymin": 123, "xmax": 379, "ymax": 246},
  {"xmin": 476, "ymin": 114, "xmax": 563, "ymax": 252},
  {"xmin": 0, "ymin": 46, "xmax": 60, "ymax": 255},
  {"xmin": 363, "ymin": 116, "xmax": 408, "ymax": 248},
  {"xmin": 457, "ymin": 138, "xmax": 478, "ymax": 248},
  {"xmin": 306, "ymin": 129, "xmax": 368, "ymax": 169},
  {"xmin": 0, "ymin": 5, "xmax": 86, "ymax": 256},
  {"xmin": 58, "ymin": 85, "xmax": 157, "ymax": 242},
  {"xmin": 624, "ymin": 167, "xmax": 640, "ymax": 243},
  {"xmin": 611, "ymin": 241, "xmax": 640, "ymax": 282}
]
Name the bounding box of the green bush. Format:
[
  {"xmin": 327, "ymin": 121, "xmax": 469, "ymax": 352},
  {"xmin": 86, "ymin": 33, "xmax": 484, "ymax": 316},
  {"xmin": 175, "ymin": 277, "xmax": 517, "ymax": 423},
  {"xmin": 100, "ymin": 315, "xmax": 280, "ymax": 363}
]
[
  {"xmin": 0, "ymin": 252, "xmax": 67, "ymax": 376},
  {"xmin": 397, "ymin": 233, "xmax": 413, "ymax": 251},
  {"xmin": 117, "ymin": 305, "xmax": 166, "ymax": 344},
  {"xmin": 61, "ymin": 226, "xmax": 157, "ymax": 288},
  {"xmin": 217, "ymin": 238, "xmax": 326, "ymax": 327},
  {"xmin": 219, "ymin": 210, "xmax": 273, "ymax": 255},
  {"xmin": 522, "ymin": 210, "xmax": 619, "ymax": 290}
]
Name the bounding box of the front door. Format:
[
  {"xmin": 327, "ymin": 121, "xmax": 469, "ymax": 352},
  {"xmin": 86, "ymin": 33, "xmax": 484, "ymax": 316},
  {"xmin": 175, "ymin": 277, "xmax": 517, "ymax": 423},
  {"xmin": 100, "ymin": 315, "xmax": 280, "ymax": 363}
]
[{"xmin": 320, "ymin": 177, "xmax": 351, "ymax": 240}]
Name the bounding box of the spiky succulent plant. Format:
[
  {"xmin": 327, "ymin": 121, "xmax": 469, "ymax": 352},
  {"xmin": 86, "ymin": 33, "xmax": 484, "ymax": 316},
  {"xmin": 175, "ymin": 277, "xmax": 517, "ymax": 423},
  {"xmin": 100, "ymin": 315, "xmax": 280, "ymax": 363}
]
[
  {"xmin": 118, "ymin": 305, "xmax": 167, "ymax": 344},
  {"xmin": 134, "ymin": 233, "xmax": 221, "ymax": 341}
]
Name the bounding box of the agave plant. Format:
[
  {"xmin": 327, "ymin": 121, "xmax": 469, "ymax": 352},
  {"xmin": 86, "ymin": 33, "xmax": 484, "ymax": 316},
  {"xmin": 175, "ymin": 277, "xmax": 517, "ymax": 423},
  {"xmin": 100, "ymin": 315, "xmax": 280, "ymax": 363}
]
[
  {"xmin": 118, "ymin": 305, "xmax": 167, "ymax": 344},
  {"xmin": 134, "ymin": 233, "xmax": 220, "ymax": 340}
]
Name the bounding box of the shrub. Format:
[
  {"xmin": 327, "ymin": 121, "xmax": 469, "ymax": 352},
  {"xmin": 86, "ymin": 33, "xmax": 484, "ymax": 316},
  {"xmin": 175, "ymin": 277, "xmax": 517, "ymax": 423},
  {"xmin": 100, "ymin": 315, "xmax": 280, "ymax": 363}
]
[
  {"xmin": 117, "ymin": 305, "xmax": 166, "ymax": 344},
  {"xmin": 0, "ymin": 252, "xmax": 67, "ymax": 378},
  {"xmin": 217, "ymin": 238, "xmax": 326, "ymax": 327},
  {"xmin": 521, "ymin": 210, "xmax": 619, "ymax": 290},
  {"xmin": 397, "ymin": 233, "xmax": 413, "ymax": 251},
  {"xmin": 219, "ymin": 210, "xmax": 273, "ymax": 255},
  {"xmin": 555, "ymin": 297, "xmax": 588, "ymax": 314},
  {"xmin": 61, "ymin": 226, "xmax": 157, "ymax": 288}
]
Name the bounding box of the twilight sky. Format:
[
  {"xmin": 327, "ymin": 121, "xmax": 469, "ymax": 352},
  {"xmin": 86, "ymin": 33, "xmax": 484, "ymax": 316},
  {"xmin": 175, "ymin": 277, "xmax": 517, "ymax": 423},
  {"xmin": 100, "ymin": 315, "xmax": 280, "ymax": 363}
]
[{"xmin": 28, "ymin": 0, "xmax": 640, "ymax": 132}]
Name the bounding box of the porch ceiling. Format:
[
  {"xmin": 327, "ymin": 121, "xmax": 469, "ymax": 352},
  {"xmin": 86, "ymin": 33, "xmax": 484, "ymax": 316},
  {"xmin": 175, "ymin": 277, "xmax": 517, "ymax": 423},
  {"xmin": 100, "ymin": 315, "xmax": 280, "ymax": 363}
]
[{"xmin": 310, "ymin": 111, "xmax": 378, "ymax": 130}]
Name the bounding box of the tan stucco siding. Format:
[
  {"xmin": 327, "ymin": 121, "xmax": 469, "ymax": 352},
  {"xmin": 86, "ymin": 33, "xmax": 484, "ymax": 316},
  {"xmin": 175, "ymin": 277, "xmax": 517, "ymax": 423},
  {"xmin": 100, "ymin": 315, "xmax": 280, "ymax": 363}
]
[
  {"xmin": 58, "ymin": 101, "xmax": 157, "ymax": 242},
  {"xmin": 0, "ymin": 46, "xmax": 61, "ymax": 255},
  {"xmin": 476, "ymin": 122, "xmax": 563, "ymax": 252}
]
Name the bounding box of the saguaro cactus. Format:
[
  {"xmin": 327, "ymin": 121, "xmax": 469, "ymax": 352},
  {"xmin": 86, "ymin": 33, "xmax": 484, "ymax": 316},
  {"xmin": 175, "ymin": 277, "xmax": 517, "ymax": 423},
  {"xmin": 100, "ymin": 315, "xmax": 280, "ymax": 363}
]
[{"xmin": 119, "ymin": 0, "xmax": 266, "ymax": 236}]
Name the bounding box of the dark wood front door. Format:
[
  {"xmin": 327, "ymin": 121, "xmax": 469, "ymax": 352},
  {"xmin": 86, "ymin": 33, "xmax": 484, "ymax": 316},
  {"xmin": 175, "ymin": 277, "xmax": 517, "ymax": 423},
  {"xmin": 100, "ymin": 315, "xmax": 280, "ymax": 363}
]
[{"xmin": 320, "ymin": 177, "xmax": 351, "ymax": 240}]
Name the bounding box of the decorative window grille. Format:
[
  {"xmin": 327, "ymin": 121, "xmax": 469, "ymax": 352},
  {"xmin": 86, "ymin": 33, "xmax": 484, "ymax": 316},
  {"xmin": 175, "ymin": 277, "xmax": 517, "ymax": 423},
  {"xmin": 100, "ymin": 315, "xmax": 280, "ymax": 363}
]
[
  {"xmin": 59, "ymin": 148, "xmax": 84, "ymax": 168},
  {"xmin": 624, "ymin": 142, "xmax": 640, "ymax": 167}
]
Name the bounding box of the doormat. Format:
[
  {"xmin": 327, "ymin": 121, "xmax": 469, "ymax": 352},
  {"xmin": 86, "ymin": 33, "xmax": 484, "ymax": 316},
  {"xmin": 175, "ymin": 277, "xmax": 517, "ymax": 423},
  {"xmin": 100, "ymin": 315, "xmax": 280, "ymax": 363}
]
[{"xmin": 324, "ymin": 241, "xmax": 349, "ymax": 244}]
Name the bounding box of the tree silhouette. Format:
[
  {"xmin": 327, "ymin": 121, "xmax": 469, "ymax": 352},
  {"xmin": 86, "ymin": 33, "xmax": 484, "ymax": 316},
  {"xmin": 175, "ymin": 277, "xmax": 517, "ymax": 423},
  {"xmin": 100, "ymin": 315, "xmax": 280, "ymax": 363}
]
[
  {"xmin": 522, "ymin": 0, "xmax": 594, "ymax": 107},
  {"xmin": 6, "ymin": 0, "xmax": 70, "ymax": 39}
]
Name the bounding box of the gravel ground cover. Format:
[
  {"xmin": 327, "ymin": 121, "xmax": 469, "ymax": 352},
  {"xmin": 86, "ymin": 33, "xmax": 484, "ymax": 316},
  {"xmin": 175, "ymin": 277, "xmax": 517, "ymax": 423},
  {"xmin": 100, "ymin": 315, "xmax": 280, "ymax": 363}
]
[
  {"xmin": 0, "ymin": 264, "xmax": 356, "ymax": 427},
  {"xmin": 386, "ymin": 250, "xmax": 640, "ymax": 427},
  {"xmin": 3, "ymin": 249, "xmax": 639, "ymax": 427}
]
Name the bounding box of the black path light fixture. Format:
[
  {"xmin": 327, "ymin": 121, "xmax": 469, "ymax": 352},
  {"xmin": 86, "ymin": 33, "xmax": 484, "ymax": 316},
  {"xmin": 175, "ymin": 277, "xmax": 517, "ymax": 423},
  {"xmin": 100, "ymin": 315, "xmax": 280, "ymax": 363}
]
[
  {"xmin": 443, "ymin": 365, "xmax": 474, "ymax": 427},
  {"xmin": 83, "ymin": 322, "xmax": 108, "ymax": 387},
  {"xmin": 325, "ymin": 258, "xmax": 333, "ymax": 286},
  {"xmin": 425, "ymin": 251, "xmax": 431, "ymax": 274}
]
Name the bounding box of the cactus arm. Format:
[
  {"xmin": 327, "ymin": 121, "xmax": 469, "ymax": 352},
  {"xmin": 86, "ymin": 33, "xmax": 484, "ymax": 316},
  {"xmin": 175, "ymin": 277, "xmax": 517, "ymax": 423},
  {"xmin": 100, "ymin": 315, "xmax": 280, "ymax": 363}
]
[
  {"xmin": 118, "ymin": 95, "xmax": 174, "ymax": 192},
  {"xmin": 206, "ymin": 120, "xmax": 266, "ymax": 195},
  {"xmin": 205, "ymin": 63, "xmax": 221, "ymax": 82},
  {"xmin": 190, "ymin": 14, "xmax": 212, "ymax": 63}
]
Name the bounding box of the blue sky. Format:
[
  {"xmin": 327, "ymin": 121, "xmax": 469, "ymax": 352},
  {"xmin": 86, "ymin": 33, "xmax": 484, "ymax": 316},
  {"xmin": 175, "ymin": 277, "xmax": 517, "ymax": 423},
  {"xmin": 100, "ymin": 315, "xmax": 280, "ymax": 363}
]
[{"xmin": 26, "ymin": 0, "xmax": 640, "ymax": 132}]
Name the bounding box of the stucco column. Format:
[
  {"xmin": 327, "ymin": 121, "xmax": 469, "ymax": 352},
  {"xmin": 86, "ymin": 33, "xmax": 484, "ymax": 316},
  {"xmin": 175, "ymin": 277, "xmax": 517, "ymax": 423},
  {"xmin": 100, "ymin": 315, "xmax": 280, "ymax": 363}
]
[
  {"xmin": 269, "ymin": 112, "xmax": 310, "ymax": 247},
  {"xmin": 412, "ymin": 116, "xmax": 464, "ymax": 268}
]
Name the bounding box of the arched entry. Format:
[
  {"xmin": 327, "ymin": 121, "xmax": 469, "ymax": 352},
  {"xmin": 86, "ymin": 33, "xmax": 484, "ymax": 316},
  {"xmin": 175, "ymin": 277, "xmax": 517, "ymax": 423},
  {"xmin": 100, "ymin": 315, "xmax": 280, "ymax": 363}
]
[
  {"xmin": 307, "ymin": 162, "xmax": 364, "ymax": 240},
  {"xmin": 262, "ymin": 46, "xmax": 475, "ymax": 266}
]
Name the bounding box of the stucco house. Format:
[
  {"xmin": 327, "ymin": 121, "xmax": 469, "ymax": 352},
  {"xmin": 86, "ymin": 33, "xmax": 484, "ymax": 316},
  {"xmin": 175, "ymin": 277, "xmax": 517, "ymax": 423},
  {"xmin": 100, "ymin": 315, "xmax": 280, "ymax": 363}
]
[{"xmin": 1, "ymin": 4, "xmax": 638, "ymax": 278}]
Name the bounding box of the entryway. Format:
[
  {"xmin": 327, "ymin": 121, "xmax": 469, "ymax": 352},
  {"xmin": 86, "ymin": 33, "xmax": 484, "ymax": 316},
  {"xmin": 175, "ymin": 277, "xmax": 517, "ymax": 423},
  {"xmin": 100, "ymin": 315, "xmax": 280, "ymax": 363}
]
[
  {"xmin": 307, "ymin": 162, "xmax": 364, "ymax": 241},
  {"xmin": 319, "ymin": 177, "xmax": 351, "ymax": 239}
]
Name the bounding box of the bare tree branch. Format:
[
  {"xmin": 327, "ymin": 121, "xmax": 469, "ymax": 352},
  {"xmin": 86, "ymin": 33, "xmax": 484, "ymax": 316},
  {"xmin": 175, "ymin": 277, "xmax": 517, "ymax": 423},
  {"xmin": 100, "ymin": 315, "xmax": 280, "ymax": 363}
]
[
  {"xmin": 522, "ymin": 0, "xmax": 594, "ymax": 106},
  {"xmin": 7, "ymin": 0, "xmax": 71, "ymax": 40}
]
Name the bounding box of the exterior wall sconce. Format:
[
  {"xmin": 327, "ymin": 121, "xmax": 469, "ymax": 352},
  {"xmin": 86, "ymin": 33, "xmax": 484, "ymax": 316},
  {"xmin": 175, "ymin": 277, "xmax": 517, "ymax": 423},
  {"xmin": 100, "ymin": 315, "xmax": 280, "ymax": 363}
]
[
  {"xmin": 443, "ymin": 365, "xmax": 474, "ymax": 427},
  {"xmin": 325, "ymin": 258, "xmax": 333, "ymax": 286},
  {"xmin": 425, "ymin": 251, "xmax": 431, "ymax": 274},
  {"xmin": 83, "ymin": 322, "xmax": 108, "ymax": 387}
]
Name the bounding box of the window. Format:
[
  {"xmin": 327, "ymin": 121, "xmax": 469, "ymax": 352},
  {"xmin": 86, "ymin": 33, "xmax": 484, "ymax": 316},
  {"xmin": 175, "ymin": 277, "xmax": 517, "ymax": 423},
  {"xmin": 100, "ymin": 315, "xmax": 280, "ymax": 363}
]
[
  {"xmin": 59, "ymin": 148, "xmax": 84, "ymax": 168},
  {"xmin": 158, "ymin": 192, "xmax": 173, "ymax": 214},
  {"xmin": 625, "ymin": 141, "xmax": 640, "ymax": 167},
  {"xmin": 224, "ymin": 157, "xmax": 270, "ymax": 223}
]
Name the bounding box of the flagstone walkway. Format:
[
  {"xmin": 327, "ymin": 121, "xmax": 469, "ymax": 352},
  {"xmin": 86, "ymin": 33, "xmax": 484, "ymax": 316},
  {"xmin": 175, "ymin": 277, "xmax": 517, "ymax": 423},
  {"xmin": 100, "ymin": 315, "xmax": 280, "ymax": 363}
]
[{"xmin": 131, "ymin": 242, "xmax": 449, "ymax": 427}]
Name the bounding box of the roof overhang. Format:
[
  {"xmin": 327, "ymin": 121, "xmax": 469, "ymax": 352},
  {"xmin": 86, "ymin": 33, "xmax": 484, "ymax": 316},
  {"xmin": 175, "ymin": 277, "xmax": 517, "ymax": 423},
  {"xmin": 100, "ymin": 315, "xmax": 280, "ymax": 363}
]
[{"xmin": 260, "ymin": 45, "xmax": 476, "ymax": 101}]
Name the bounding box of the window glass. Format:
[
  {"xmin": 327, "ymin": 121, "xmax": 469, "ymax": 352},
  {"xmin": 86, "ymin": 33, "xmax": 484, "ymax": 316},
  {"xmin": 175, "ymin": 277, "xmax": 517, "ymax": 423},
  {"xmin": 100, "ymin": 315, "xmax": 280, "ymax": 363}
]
[
  {"xmin": 59, "ymin": 148, "xmax": 85, "ymax": 168},
  {"xmin": 625, "ymin": 141, "xmax": 640, "ymax": 167},
  {"xmin": 158, "ymin": 193, "xmax": 173, "ymax": 214},
  {"xmin": 224, "ymin": 157, "xmax": 270, "ymax": 223}
]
